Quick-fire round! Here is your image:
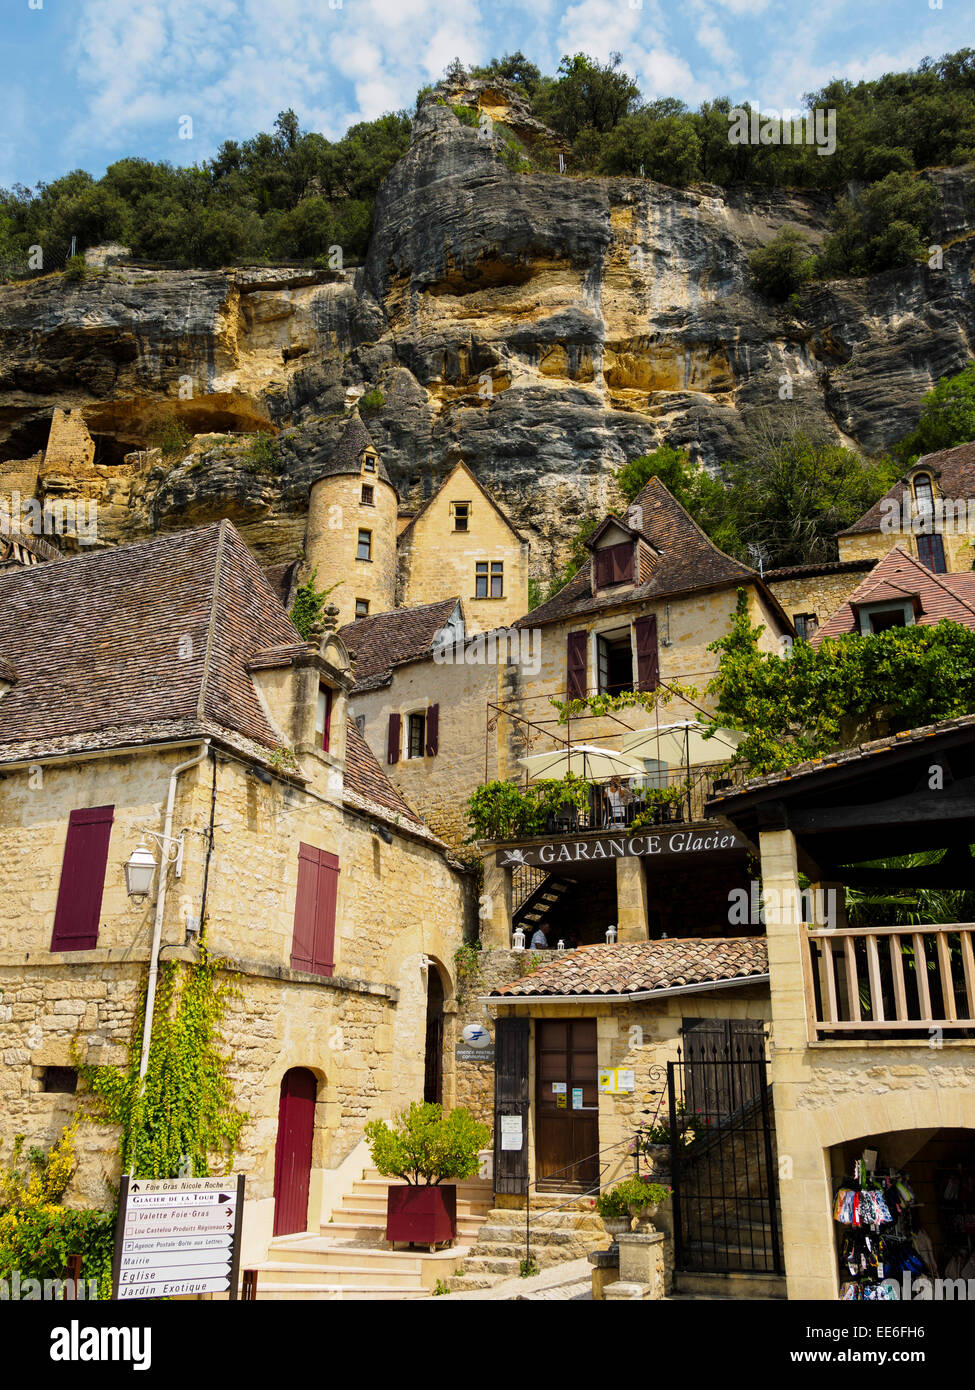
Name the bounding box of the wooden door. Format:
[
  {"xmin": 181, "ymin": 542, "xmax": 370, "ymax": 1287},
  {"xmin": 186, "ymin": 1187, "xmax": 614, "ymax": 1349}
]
[
  {"xmin": 272, "ymin": 1068, "xmax": 317, "ymax": 1236},
  {"xmin": 683, "ymin": 1018, "xmax": 766, "ymax": 1122},
  {"xmin": 535, "ymin": 1019, "xmax": 599, "ymax": 1191}
]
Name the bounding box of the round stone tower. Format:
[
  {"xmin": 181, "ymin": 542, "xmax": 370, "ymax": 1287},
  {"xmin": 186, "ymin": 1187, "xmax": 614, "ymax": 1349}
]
[{"xmin": 304, "ymin": 414, "xmax": 398, "ymax": 626}]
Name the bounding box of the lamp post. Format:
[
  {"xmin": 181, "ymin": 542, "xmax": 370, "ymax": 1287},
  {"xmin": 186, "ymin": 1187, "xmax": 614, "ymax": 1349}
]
[
  {"xmin": 606, "ymin": 923, "xmax": 618, "ymax": 945},
  {"xmin": 512, "ymin": 926, "xmax": 525, "ymax": 952}
]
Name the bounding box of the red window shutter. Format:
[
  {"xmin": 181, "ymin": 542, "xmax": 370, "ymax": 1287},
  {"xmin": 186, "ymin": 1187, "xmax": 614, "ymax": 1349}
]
[
  {"xmin": 634, "ymin": 614, "xmax": 659, "ymax": 692},
  {"xmin": 425, "ymin": 703, "xmax": 440, "ymax": 756},
  {"xmin": 291, "ymin": 844, "xmax": 339, "ymax": 977},
  {"xmin": 321, "ymin": 687, "xmax": 332, "ymax": 752},
  {"xmin": 566, "ymin": 631, "xmax": 588, "ymax": 700},
  {"xmin": 291, "ymin": 844, "xmax": 320, "ymax": 972},
  {"xmin": 313, "ymin": 851, "xmax": 339, "ymax": 978},
  {"xmin": 387, "ymin": 712, "xmax": 401, "ymax": 764},
  {"xmin": 51, "ymin": 806, "xmax": 114, "ymax": 952}
]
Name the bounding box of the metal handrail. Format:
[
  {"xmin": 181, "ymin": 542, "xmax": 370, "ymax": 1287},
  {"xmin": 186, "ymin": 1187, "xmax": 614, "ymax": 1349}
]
[{"xmin": 522, "ymin": 1134, "xmax": 638, "ymax": 1272}]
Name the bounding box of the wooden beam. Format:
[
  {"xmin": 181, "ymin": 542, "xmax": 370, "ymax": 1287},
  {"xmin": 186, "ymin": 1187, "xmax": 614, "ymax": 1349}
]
[{"xmin": 790, "ymin": 784, "xmax": 975, "ymax": 833}]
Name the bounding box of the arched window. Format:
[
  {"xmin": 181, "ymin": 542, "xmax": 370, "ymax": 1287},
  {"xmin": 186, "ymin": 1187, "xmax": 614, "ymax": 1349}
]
[{"xmin": 913, "ymin": 472, "xmax": 935, "ymax": 517}]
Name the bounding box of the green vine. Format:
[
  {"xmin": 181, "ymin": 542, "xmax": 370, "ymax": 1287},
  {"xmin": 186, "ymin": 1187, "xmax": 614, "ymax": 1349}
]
[
  {"xmin": 549, "ymin": 680, "xmax": 699, "ymax": 723},
  {"xmin": 466, "ymin": 773, "xmax": 592, "ymax": 840},
  {"xmin": 77, "ymin": 946, "xmax": 246, "ymax": 1180},
  {"xmin": 290, "ymin": 566, "xmax": 342, "ymax": 640},
  {"xmin": 454, "ymin": 942, "xmax": 483, "ymax": 1005}
]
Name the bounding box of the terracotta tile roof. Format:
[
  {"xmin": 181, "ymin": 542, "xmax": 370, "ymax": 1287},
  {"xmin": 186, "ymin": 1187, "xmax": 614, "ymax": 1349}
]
[
  {"xmin": 813, "ymin": 545, "xmax": 975, "ymax": 643},
  {"xmin": 521, "ymin": 478, "xmax": 760, "ymax": 628},
  {"xmin": 342, "ymin": 717, "xmax": 425, "ymax": 828},
  {"xmin": 839, "ymin": 441, "xmax": 975, "ymax": 535},
  {"xmin": 340, "ymin": 597, "xmax": 460, "ymax": 691},
  {"xmin": 492, "ymin": 937, "xmax": 769, "ymax": 997},
  {"xmin": 0, "ymin": 520, "xmax": 301, "ymax": 758},
  {"xmin": 309, "ymin": 414, "xmax": 394, "ymax": 488},
  {"xmin": 764, "ymin": 558, "xmax": 876, "ymax": 581},
  {"xmin": 707, "ymin": 711, "xmax": 975, "ymax": 807}
]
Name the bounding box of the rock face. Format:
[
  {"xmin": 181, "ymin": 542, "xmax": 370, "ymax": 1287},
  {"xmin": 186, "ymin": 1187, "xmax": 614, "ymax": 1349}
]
[{"xmin": 1, "ymin": 88, "xmax": 973, "ymax": 574}]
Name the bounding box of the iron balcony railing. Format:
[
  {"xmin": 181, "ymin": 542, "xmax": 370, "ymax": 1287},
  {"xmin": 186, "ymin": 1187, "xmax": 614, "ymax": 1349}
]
[
  {"xmin": 807, "ymin": 922, "xmax": 975, "ymax": 1037},
  {"xmin": 532, "ymin": 763, "xmax": 750, "ymax": 837}
]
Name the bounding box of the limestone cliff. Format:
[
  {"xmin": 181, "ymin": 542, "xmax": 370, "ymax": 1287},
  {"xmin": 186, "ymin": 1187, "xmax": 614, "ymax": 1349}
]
[{"xmin": 1, "ymin": 87, "xmax": 973, "ymax": 575}]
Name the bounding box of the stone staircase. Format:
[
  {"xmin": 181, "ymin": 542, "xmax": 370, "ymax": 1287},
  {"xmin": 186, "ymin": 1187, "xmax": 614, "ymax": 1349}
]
[
  {"xmin": 249, "ymin": 1167, "xmax": 493, "ymax": 1300},
  {"xmin": 447, "ymin": 1195, "xmax": 608, "ymax": 1293}
]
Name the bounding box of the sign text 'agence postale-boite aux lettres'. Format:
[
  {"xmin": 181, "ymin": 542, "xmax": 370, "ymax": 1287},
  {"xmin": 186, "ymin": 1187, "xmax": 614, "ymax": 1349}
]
[{"xmin": 496, "ymin": 828, "xmax": 742, "ymax": 868}]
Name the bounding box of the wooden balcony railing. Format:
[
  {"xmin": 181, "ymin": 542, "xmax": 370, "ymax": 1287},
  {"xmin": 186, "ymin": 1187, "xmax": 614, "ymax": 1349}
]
[{"xmin": 807, "ymin": 923, "xmax": 975, "ymax": 1037}]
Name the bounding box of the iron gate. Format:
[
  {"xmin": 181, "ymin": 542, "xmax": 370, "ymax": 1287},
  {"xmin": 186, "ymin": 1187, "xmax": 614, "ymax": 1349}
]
[{"xmin": 667, "ymin": 1036, "xmax": 783, "ymax": 1275}]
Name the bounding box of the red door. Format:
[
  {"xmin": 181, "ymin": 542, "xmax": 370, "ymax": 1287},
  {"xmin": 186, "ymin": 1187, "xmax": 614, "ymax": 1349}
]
[{"xmin": 273, "ymin": 1068, "xmax": 317, "ymax": 1236}]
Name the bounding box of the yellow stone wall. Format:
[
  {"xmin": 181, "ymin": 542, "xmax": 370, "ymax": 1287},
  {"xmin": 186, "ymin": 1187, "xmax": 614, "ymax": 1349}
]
[
  {"xmin": 500, "ymin": 583, "xmax": 787, "ymax": 776},
  {"xmin": 758, "ymin": 827, "xmax": 975, "ymax": 1300},
  {"xmin": 349, "ymin": 653, "xmax": 502, "ymax": 847},
  {"xmin": 305, "ymin": 468, "xmax": 398, "ymax": 625},
  {"xmin": 0, "ymin": 735, "xmax": 471, "ymax": 1263},
  {"xmin": 42, "ymin": 408, "xmax": 96, "ymax": 474},
  {"xmin": 398, "ymin": 464, "xmax": 529, "ymax": 632},
  {"xmin": 766, "ymin": 570, "xmax": 872, "ymax": 632}
]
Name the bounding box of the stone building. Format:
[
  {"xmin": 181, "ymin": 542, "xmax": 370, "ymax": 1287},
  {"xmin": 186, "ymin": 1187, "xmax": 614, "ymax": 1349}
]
[
  {"xmin": 709, "ymin": 719, "xmax": 975, "ymax": 1300},
  {"xmin": 813, "ymin": 543, "xmax": 975, "ymax": 643},
  {"xmin": 763, "ymin": 558, "xmax": 876, "ymax": 643},
  {"xmin": 0, "ymin": 520, "xmax": 472, "ymax": 1266},
  {"xmin": 303, "ymin": 419, "xmax": 529, "ymax": 631},
  {"xmin": 837, "ymin": 440, "xmax": 975, "ymax": 575}
]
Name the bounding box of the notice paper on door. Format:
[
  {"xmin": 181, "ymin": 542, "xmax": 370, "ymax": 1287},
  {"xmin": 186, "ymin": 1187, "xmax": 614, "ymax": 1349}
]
[
  {"xmin": 500, "ymin": 1115, "xmax": 523, "ymax": 1151},
  {"xmin": 571, "ymin": 1087, "xmax": 583, "ymax": 1110},
  {"xmin": 552, "ymin": 1082, "xmax": 566, "ymax": 1094}
]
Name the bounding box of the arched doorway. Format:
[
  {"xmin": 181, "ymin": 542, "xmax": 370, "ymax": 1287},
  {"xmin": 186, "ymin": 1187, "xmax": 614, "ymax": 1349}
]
[
  {"xmin": 272, "ymin": 1067, "xmax": 317, "ymax": 1236},
  {"xmin": 423, "ymin": 968, "xmax": 445, "ymax": 1104}
]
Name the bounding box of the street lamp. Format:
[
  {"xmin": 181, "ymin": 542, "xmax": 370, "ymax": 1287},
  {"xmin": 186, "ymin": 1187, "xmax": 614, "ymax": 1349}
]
[
  {"xmin": 605, "ymin": 923, "xmax": 618, "ymax": 945},
  {"xmin": 124, "ymin": 840, "xmax": 157, "ymax": 902},
  {"xmin": 512, "ymin": 926, "xmax": 525, "ymax": 952}
]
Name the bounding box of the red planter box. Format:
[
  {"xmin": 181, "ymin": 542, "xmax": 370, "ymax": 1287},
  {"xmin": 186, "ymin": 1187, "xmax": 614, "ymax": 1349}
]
[{"xmin": 385, "ymin": 1184, "xmax": 457, "ymax": 1248}]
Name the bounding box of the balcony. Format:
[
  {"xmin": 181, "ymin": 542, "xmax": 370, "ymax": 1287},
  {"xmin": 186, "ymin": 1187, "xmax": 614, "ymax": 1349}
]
[{"xmin": 808, "ymin": 923, "xmax": 975, "ymax": 1038}]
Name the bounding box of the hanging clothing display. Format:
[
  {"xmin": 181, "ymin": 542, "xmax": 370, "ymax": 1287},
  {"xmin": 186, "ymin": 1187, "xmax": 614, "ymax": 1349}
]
[{"xmin": 834, "ymin": 1157, "xmax": 927, "ymax": 1300}]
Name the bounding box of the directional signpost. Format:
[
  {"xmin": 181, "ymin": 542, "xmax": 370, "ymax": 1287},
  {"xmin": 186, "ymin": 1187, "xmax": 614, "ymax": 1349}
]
[{"xmin": 111, "ymin": 1174, "xmax": 244, "ymax": 1301}]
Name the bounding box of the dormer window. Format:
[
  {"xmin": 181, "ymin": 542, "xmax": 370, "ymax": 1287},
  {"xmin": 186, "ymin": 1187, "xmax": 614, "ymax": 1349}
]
[
  {"xmin": 856, "ymin": 600, "xmax": 915, "ymax": 635},
  {"xmin": 593, "ymin": 542, "xmax": 633, "ymax": 589},
  {"xmin": 316, "ymin": 684, "xmax": 333, "ymax": 752},
  {"xmin": 363, "ymin": 454, "xmax": 377, "ymax": 474},
  {"xmin": 913, "ymin": 472, "xmax": 934, "ymax": 517}
]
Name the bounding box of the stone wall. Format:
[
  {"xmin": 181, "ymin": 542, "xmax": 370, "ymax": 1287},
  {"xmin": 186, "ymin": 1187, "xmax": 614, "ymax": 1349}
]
[
  {"xmin": 305, "ymin": 466, "xmax": 398, "ymax": 626},
  {"xmin": 766, "ymin": 567, "xmax": 873, "ymax": 634}
]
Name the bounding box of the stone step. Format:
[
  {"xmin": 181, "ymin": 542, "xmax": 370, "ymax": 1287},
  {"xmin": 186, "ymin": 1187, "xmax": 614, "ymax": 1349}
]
[
  {"xmin": 254, "ymin": 1261, "xmax": 425, "ymax": 1290},
  {"xmin": 459, "ymin": 1254, "xmax": 523, "ymax": 1277},
  {"xmin": 478, "ymin": 1227, "xmax": 579, "ymax": 1247},
  {"xmin": 445, "ymin": 1274, "xmax": 495, "ymax": 1292},
  {"xmin": 482, "ymin": 1209, "xmax": 604, "ymax": 1232},
  {"xmin": 350, "ymin": 1178, "xmax": 492, "ymax": 1204},
  {"xmin": 267, "ymin": 1242, "xmax": 427, "ymax": 1271},
  {"xmin": 465, "ymin": 1238, "xmax": 596, "ymax": 1267},
  {"xmin": 329, "ymin": 1205, "xmax": 485, "ymax": 1236},
  {"xmin": 340, "ymin": 1189, "xmax": 491, "ymax": 1218},
  {"xmin": 673, "ymin": 1269, "xmax": 787, "ymax": 1300},
  {"xmin": 254, "ymin": 1282, "xmax": 431, "ymax": 1301}
]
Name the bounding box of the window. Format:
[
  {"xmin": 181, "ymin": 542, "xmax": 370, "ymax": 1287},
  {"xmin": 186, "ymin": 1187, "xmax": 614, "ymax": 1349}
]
[
  {"xmin": 597, "ymin": 630, "xmax": 634, "ymax": 695},
  {"xmin": 315, "ymin": 684, "xmax": 332, "ymax": 752},
  {"xmin": 290, "ymin": 844, "xmax": 339, "ymax": 977},
  {"xmin": 475, "ymin": 561, "xmax": 504, "ymax": 598},
  {"xmin": 451, "ymin": 501, "xmax": 471, "ymax": 532},
  {"xmin": 51, "ymin": 806, "xmax": 114, "ymax": 952},
  {"xmin": 354, "ymin": 714, "xmax": 366, "ymax": 736},
  {"xmin": 361, "ymin": 484, "xmax": 374, "ymax": 506},
  {"xmin": 356, "ymin": 529, "xmax": 372, "ymax": 561},
  {"xmin": 916, "ymin": 533, "xmax": 947, "ymax": 573},
  {"xmin": 857, "ymin": 600, "xmax": 915, "ymax": 635},
  {"xmin": 42, "ymin": 1067, "xmax": 77, "ymax": 1094},
  {"xmin": 913, "ymin": 472, "xmax": 935, "ymax": 515},
  {"xmin": 363, "ymin": 454, "xmax": 376, "ymax": 474},
  {"xmin": 793, "ymin": 613, "xmax": 818, "ymax": 641},
  {"xmin": 354, "ymin": 598, "xmax": 370, "ymax": 618},
  {"xmin": 408, "ymin": 712, "xmax": 426, "ymax": 758}
]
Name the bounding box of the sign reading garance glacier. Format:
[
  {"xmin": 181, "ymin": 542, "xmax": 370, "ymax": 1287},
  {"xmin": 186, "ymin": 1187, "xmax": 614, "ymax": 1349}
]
[{"xmin": 496, "ymin": 829, "xmax": 741, "ymax": 868}]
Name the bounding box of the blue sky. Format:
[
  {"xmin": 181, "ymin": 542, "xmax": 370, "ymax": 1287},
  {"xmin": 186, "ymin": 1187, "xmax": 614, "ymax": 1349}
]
[{"xmin": 1, "ymin": 0, "xmax": 971, "ymax": 189}]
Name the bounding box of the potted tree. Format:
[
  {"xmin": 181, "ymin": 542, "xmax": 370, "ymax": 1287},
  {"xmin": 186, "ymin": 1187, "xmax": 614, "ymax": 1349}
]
[
  {"xmin": 597, "ymin": 1176, "xmax": 672, "ymax": 1238},
  {"xmin": 365, "ymin": 1102, "xmax": 490, "ymax": 1250}
]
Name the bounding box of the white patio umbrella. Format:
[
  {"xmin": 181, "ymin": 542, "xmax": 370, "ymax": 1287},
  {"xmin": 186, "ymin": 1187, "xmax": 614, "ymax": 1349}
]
[
  {"xmin": 517, "ymin": 744, "xmax": 645, "ymax": 780},
  {"xmin": 621, "ymin": 720, "xmax": 745, "ymax": 772}
]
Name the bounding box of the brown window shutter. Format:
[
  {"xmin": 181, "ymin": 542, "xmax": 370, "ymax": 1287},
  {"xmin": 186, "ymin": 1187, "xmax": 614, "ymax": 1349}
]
[
  {"xmin": 425, "ymin": 703, "xmax": 440, "ymax": 756},
  {"xmin": 593, "ymin": 548, "xmax": 612, "ymax": 588},
  {"xmin": 387, "ymin": 712, "xmax": 401, "ymax": 764},
  {"xmin": 566, "ymin": 631, "xmax": 588, "ymax": 700},
  {"xmin": 51, "ymin": 806, "xmax": 114, "ymax": 951},
  {"xmin": 612, "ymin": 542, "xmax": 633, "ymax": 584},
  {"xmin": 313, "ymin": 851, "xmax": 339, "ymax": 978},
  {"xmin": 634, "ymin": 614, "xmax": 659, "ymax": 692}
]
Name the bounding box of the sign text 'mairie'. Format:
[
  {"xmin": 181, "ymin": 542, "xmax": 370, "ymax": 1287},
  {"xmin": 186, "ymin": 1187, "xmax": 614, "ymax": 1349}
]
[{"xmin": 497, "ymin": 828, "xmax": 741, "ymax": 869}]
